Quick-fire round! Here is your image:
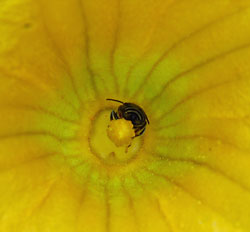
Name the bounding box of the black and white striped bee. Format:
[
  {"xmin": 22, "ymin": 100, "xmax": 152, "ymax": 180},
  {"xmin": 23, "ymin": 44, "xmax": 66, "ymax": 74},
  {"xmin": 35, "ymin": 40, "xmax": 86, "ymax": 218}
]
[{"xmin": 106, "ymin": 98, "xmax": 149, "ymax": 137}]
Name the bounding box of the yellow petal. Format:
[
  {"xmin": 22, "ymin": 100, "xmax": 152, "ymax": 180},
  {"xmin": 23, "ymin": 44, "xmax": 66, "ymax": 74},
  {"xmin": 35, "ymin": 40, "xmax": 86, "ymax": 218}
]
[{"xmin": 1, "ymin": 0, "xmax": 250, "ymax": 232}]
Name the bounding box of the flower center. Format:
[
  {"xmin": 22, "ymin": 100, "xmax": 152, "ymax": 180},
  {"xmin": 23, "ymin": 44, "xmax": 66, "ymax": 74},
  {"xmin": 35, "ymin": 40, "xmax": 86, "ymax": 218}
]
[{"xmin": 88, "ymin": 109, "xmax": 142, "ymax": 166}]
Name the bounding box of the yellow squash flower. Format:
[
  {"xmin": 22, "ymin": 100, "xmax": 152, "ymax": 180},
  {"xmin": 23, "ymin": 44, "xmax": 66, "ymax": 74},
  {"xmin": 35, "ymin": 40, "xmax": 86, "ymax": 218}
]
[{"xmin": 1, "ymin": 0, "xmax": 250, "ymax": 231}]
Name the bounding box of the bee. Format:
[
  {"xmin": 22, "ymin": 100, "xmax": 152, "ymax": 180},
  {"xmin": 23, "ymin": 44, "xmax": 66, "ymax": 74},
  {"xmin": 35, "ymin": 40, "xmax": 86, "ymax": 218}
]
[{"xmin": 106, "ymin": 98, "xmax": 149, "ymax": 137}]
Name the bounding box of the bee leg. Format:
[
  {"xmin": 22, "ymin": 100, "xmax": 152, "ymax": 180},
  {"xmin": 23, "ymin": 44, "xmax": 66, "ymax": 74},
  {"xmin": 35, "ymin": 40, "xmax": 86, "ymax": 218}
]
[
  {"xmin": 137, "ymin": 127, "xmax": 145, "ymax": 137},
  {"xmin": 110, "ymin": 111, "xmax": 119, "ymax": 120},
  {"xmin": 110, "ymin": 111, "xmax": 115, "ymax": 120},
  {"xmin": 114, "ymin": 112, "xmax": 119, "ymax": 119}
]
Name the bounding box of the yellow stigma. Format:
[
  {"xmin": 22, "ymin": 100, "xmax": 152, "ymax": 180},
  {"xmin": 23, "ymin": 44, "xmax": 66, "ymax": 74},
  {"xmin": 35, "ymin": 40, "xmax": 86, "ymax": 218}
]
[
  {"xmin": 107, "ymin": 118, "xmax": 135, "ymax": 147},
  {"xmin": 88, "ymin": 109, "xmax": 142, "ymax": 167}
]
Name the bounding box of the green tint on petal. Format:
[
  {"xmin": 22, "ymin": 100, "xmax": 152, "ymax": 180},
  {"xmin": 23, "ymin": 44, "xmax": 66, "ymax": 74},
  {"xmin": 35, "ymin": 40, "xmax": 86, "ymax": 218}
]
[{"xmin": 1, "ymin": 0, "xmax": 250, "ymax": 232}]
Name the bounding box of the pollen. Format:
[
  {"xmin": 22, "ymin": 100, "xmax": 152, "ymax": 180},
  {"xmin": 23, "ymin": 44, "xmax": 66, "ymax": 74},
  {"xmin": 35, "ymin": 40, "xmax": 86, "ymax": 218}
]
[{"xmin": 107, "ymin": 118, "xmax": 135, "ymax": 147}]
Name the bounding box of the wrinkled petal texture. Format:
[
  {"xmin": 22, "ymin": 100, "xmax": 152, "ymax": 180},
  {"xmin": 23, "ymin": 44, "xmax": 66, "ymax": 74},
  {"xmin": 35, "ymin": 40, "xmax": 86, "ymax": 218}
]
[{"xmin": 1, "ymin": 0, "xmax": 250, "ymax": 232}]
